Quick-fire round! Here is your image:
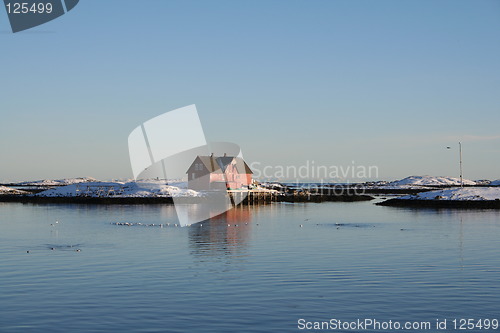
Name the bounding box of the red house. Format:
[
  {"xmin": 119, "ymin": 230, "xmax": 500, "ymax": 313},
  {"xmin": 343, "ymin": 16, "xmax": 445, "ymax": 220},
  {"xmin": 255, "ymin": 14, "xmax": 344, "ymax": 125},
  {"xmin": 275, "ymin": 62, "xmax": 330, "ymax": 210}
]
[{"xmin": 187, "ymin": 154, "xmax": 253, "ymax": 191}]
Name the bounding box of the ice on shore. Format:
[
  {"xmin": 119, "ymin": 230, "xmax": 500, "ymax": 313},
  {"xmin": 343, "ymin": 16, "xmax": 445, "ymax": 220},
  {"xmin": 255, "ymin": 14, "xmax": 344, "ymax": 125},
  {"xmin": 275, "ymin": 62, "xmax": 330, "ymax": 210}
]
[
  {"xmin": 0, "ymin": 186, "xmax": 28, "ymax": 195},
  {"xmin": 398, "ymin": 187, "xmax": 500, "ymax": 201}
]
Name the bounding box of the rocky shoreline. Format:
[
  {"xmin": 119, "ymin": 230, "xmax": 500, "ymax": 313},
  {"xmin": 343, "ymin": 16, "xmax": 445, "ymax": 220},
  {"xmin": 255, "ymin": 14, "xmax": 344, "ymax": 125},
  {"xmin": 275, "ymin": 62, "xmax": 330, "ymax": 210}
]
[
  {"xmin": 0, "ymin": 192, "xmax": 374, "ymax": 205},
  {"xmin": 377, "ymin": 198, "xmax": 500, "ymax": 209}
]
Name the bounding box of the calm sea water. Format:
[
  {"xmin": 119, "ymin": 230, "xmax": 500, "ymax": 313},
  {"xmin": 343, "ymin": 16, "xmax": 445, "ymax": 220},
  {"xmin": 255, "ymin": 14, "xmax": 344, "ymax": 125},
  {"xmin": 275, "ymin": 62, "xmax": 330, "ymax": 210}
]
[{"xmin": 0, "ymin": 200, "xmax": 499, "ymax": 332}]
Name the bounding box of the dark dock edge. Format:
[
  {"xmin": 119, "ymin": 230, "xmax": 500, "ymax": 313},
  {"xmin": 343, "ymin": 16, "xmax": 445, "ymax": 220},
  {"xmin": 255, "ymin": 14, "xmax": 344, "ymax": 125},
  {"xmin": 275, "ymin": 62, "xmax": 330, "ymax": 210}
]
[
  {"xmin": 0, "ymin": 195, "xmax": 176, "ymax": 205},
  {"xmin": 278, "ymin": 194, "xmax": 374, "ymax": 203}
]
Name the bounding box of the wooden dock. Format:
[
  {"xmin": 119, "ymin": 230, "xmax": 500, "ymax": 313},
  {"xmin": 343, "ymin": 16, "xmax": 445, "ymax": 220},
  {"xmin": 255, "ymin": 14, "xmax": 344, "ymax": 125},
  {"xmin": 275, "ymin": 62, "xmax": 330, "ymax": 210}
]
[
  {"xmin": 228, "ymin": 189, "xmax": 374, "ymax": 205},
  {"xmin": 228, "ymin": 190, "xmax": 280, "ymax": 205}
]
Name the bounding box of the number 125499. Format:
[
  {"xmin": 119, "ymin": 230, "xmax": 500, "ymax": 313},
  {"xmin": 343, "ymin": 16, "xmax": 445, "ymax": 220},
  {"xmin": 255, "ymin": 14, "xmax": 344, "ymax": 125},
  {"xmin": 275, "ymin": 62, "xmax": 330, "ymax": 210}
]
[
  {"xmin": 451, "ymin": 318, "xmax": 499, "ymax": 330},
  {"xmin": 5, "ymin": 2, "xmax": 53, "ymax": 14}
]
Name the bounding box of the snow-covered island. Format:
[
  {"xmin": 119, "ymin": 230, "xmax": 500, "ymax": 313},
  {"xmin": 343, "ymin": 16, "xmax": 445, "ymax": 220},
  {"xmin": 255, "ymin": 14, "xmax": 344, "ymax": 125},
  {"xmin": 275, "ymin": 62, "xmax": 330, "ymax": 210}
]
[
  {"xmin": 399, "ymin": 187, "xmax": 500, "ymax": 201},
  {"xmin": 36, "ymin": 180, "xmax": 201, "ymax": 198},
  {"xmin": 366, "ymin": 175, "xmax": 477, "ymax": 189},
  {"xmin": 378, "ymin": 187, "xmax": 500, "ymax": 208},
  {"xmin": 0, "ymin": 178, "xmax": 202, "ymax": 203}
]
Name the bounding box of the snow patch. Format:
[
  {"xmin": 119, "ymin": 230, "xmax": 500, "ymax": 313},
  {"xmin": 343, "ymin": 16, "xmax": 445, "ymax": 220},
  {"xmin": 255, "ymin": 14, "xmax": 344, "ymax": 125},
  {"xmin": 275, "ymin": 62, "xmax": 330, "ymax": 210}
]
[
  {"xmin": 0, "ymin": 186, "xmax": 28, "ymax": 195},
  {"xmin": 36, "ymin": 181, "xmax": 201, "ymax": 198}
]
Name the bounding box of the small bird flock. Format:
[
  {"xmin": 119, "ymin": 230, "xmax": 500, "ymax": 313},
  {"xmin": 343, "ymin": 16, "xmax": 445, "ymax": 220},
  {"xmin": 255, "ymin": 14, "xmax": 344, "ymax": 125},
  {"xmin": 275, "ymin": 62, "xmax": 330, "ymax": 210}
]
[{"xmin": 111, "ymin": 222, "xmax": 174, "ymax": 227}]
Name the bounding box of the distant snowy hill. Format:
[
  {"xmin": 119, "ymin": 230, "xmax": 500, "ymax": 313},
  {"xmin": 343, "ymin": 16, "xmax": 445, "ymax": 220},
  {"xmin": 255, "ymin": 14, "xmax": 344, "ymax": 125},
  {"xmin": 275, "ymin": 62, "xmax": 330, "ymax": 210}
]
[
  {"xmin": 387, "ymin": 175, "xmax": 476, "ymax": 187},
  {"xmin": 36, "ymin": 180, "xmax": 201, "ymax": 198},
  {"xmin": 19, "ymin": 177, "xmax": 97, "ymax": 186},
  {"xmin": 399, "ymin": 187, "xmax": 500, "ymax": 201},
  {"xmin": 490, "ymin": 180, "xmax": 500, "ymax": 186}
]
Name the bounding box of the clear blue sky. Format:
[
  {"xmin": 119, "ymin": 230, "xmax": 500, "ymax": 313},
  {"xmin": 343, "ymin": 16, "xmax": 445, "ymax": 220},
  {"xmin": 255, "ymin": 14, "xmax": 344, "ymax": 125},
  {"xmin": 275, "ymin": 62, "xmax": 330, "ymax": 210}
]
[{"xmin": 1, "ymin": 0, "xmax": 499, "ymax": 182}]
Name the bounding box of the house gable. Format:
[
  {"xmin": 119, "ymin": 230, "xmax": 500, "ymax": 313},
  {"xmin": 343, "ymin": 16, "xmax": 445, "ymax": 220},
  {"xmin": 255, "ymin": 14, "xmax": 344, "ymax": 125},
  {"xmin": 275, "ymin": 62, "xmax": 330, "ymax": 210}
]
[{"xmin": 187, "ymin": 155, "xmax": 253, "ymax": 190}]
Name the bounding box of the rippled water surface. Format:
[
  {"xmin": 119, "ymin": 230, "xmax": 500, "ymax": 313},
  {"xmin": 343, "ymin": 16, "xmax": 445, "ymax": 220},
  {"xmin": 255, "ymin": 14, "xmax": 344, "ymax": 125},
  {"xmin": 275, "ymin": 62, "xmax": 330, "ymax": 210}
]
[{"xmin": 1, "ymin": 201, "xmax": 499, "ymax": 332}]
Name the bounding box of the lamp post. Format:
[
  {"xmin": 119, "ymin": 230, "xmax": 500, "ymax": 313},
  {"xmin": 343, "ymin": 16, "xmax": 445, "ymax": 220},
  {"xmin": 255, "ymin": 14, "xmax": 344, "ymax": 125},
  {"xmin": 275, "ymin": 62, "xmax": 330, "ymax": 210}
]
[{"xmin": 459, "ymin": 142, "xmax": 463, "ymax": 188}]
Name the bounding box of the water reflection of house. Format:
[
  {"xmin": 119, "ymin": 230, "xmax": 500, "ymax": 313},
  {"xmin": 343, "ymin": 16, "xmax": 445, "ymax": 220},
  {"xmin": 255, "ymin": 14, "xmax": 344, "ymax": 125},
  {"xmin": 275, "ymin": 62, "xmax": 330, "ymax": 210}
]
[
  {"xmin": 188, "ymin": 207, "xmax": 252, "ymax": 257},
  {"xmin": 187, "ymin": 154, "xmax": 253, "ymax": 191}
]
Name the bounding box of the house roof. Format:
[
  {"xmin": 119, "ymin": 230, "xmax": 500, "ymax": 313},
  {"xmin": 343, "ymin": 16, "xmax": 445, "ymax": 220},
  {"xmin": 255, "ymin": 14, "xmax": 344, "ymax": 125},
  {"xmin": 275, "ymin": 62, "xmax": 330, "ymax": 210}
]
[
  {"xmin": 231, "ymin": 157, "xmax": 253, "ymax": 174},
  {"xmin": 190, "ymin": 155, "xmax": 253, "ymax": 174},
  {"xmin": 197, "ymin": 156, "xmax": 222, "ymax": 173}
]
